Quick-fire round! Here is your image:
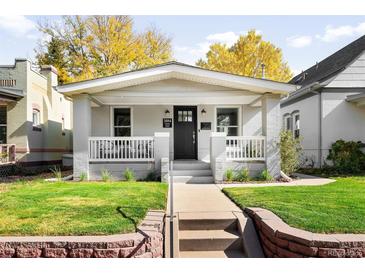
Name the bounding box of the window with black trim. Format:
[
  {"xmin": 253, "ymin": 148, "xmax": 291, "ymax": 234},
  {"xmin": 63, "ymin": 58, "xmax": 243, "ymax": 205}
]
[
  {"xmin": 283, "ymin": 115, "xmax": 292, "ymax": 131},
  {"xmin": 216, "ymin": 107, "xmax": 239, "ymax": 136},
  {"xmin": 113, "ymin": 108, "xmax": 131, "ymax": 136},
  {"xmin": 0, "ymin": 106, "xmax": 7, "ymax": 144}
]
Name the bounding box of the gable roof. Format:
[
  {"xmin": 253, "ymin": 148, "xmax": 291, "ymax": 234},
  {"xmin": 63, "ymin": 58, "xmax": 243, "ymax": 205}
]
[
  {"xmin": 289, "ymin": 35, "xmax": 365, "ymax": 86},
  {"xmin": 57, "ymin": 61, "xmax": 296, "ymax": 96}
]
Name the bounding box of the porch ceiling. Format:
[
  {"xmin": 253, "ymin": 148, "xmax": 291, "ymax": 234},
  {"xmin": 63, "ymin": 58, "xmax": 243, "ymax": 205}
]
[{"xmin": 57, "ymin": 62, "xmax": 296, "ymax": 97}]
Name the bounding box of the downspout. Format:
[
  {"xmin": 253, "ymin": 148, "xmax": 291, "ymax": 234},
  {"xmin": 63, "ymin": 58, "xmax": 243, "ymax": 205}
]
[{"xmin": 318, "ymin": 90, "xmax": 323, "ymax": 168}]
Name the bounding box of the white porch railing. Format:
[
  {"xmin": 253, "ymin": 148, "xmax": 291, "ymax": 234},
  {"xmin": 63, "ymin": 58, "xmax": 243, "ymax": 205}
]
[
  {"xmin": 89, "ymin": 137, "xmax": 154, "ymax": 162},
  {"xmin": 0, "ymin": 144, "xmax": 16, "ymax": 164},
  {"xmin": 226, "ymin": 136, "xmax": 265, "ymax": 161}
]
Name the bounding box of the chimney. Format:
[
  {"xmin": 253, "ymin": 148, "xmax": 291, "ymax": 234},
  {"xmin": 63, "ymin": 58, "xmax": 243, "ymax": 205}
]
[
  {"xmin": 261, "ymin": 63, "xmax": 265, "ymax": 79},
  {"xmin": 40, "ymin": 65, "xmax": 58, "ymax": 89}
]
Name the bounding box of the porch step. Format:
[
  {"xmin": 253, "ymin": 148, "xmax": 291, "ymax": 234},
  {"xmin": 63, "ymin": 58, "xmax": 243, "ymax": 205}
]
[
  {"xmin": 172, "ymin": 175, "xmax": 214, "ymax": 184},
  {"xmin": 172, "ymin": 161, "xmax": 211, "ymax": 170},
  {"xmin": 172, "ymin": 169, "xmax": 212, "ymax": 176},
  {"xmin": 179, "ymin": 250, "xmax": 247, "ymax": 258},
  {"xmin": 179, "ymin": 230, "xmax": 242, "ymax": 251}
]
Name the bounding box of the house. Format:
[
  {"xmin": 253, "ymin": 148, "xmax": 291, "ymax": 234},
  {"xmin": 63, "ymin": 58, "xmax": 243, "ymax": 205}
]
[
  {"xmin": 0, "ymin": 59, "xmax": 72, "ymax": 167},
  {"xmin": 57, "ymin": 62, "xmax": 295, "ymax": 182},
  {"xmin": 281, "ymin": 35, "xmax": 365, "ymax": 168}
]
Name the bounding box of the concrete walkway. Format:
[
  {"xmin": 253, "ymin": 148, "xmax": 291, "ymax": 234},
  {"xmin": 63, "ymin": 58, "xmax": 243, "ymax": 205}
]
[
  {"xmin": 173, "ymin": 183, "xmax": 241, "ymax": 213},
  {"xmin": 216, "ymin": 173, "xmax": 335, "ymax": 189}
]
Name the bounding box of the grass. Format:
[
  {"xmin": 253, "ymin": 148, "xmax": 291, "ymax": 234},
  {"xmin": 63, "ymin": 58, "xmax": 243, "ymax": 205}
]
[
  {"xmin": 223, "ymin": 176, "xmax": 365, "ymax": 233},
  {"xmin": 0, "ymin": 180, "xmax": 167, "ymax": 236}
]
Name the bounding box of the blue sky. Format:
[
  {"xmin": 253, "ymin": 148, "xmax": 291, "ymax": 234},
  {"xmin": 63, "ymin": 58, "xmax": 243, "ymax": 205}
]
[{"xmin": 1, "ymin": 16, "xmax": 365, "ymax": 75}]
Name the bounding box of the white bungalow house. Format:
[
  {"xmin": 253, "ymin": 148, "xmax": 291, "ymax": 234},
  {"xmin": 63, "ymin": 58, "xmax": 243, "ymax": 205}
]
[
  {"xmin": 281, "ymin": 35, "xmax": 365, "ymax": 168},
  {"xmin": 57, "ymin": 62, "xmax": 295, "ymax": 182}
]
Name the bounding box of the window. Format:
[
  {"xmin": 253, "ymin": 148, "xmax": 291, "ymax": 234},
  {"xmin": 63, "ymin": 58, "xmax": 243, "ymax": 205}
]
[
  {"xmin": 113, "ymin": 108, "xmax": 131, "ymax": 136},
  {"xmin": 177, "ymin": 110, "xmax": 192, "ymax": 122},
  {"xmin": 216, "ymin": 107, "xmax": 239, "ymax": 136},
  {"xmin": 293, "ymin": 112, "xmax": 300, "ymax": 138},
  {"xmin": 0, "ymin": 106, "xmax": 6, "ymax": 144},
  {"xmin": 283, "ymin": 115, "xmax": 292, "ymax": 131},
  {"xmin": 32, "ymin": 109, "xmax": 41, "ymax": 127}
]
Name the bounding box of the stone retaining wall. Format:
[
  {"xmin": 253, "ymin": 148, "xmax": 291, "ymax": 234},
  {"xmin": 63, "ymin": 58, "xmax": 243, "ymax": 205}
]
[
  {"xmin": 245, "ymin": 207, "xmax": 365, "ymax": 258},
  {"xmin": 0, "ymin": 210, "xmax": 165, "ymax": 258}
]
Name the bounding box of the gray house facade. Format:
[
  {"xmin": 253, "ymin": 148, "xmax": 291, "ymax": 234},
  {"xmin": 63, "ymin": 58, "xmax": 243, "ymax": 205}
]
[
  {"xmin": 57, "ymin": 62, "xmax": 295, "ymax": 182},
  {"xmin": 281, "ymin": 35, "xmax": 365, "ymax": 168}
]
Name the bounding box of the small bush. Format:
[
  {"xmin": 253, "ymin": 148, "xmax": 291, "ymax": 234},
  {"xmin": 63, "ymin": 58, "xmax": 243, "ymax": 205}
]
[
  {"xmin": 260, "ymin": 169, "xmax": 273, "ymax": 181},
  {"xmin": 101, "ymin": 169, "xmax": 112, "ymax": 182},
  {"xmin": 327, "ymin": 140, "xmax": 365, "ymax": 173},
  {"xmin": 280, "ymin": 130, "xmax": 302, "ymax": 175},
  {"xmin": 79, "ymin": 172, "xmax": 87, "ymax": 181},
  {"xmin": 124, "ymin": 168, "xmax": 135, "ymax": 182},
  {"xmin": 50, "ymin": 166, "xmax": 62, "ymax": 181},
  {"xmin": 145, "ymin": 171, "xmax": 158, "ymax": 181},
  {"xmin": 225, "ymin": 168, "xmax": 234, "ymax": 182},
  {"xmin": 235, "ymin": 168, "xmax": 250, "ymax": 182}
]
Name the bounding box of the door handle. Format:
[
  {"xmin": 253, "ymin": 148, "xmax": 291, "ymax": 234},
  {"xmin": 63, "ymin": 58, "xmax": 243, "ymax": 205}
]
[{"xmin": 192, "ymin": 130, "xmax": 196, "ymax": 144}]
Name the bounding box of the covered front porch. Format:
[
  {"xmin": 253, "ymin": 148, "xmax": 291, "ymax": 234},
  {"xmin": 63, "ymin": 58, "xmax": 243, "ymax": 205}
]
[{"xmin": 57, "ymin": 62, "xmax": 295, "ymax": 181}]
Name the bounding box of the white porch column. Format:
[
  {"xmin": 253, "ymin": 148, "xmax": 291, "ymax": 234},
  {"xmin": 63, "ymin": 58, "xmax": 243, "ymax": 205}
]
[
  {"xmin": 261, "ymin": 94, "xmax": 281, "ymax": 179},
  {"xmin": 73, "ymin": 94, "xmax": 91, "ymax": 180},
  {"xmin": 154, "ymin": 132, "xmax": 170, "ymax": 182},
  {"xmin": 210, "ymin": 132, "xmax": 227, "ymax": 183}
]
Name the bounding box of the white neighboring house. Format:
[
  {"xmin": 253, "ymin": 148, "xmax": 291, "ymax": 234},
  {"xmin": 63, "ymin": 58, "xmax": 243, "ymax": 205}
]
[
  {"xmin": 0, "ymin": 59, "xmax": 72, "ymax": 166},
  {"xmin": 281, "ymin": 35, "xmax": 365, "ymax": 168},
  {"xmin": 57, "ymin": 62, "xmax": 295, "ymax": 182}
]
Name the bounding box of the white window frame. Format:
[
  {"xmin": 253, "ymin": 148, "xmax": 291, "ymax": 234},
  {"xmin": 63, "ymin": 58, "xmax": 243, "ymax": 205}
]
[
  {"xmin": 110, "ymin": 106, "xmax": 133, "ymax": 137},
  {"xmin": 292, "ymin": 111, "xmax": 300, "ymax": 138},
  {"xmin": 283, "ymin": 113, "xmax": 292, "ymax": 131},
  {"xmin": 214, "ymin": 106, "xmax": 241, "ymax": 136},
  {"xmin": 32, "ymin": 108, "xmax": 41, "ymax": 127}
]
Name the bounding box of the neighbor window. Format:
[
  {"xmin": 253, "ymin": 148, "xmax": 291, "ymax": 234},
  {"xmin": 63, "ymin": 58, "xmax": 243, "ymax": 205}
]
[
  {"xmin": 0, "ymin": 106, "xmax": 7, "ymax": 144},
  {"xmin": 113, "ymin": 108, "xmax": 131, "ymax": 136},
  {"xmin": 216, "ymin": 107, "xmax": 239, "ymax": 136},
  {"xmin": 293, "ymin": 112, "xmax": 300, "ymax": 138},
  {"xmin": 32, "ymin": 109, "xmax": 41, "ymax": 127},
  {"xmin": 283, "ymin": 114, "xmax": 292, "ymax": 131}
]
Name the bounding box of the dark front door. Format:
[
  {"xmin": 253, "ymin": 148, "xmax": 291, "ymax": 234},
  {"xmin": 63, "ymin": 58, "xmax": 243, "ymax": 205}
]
[{"xmin": 174, "ymin": 106, "xmax": 197, "ymax": 159}]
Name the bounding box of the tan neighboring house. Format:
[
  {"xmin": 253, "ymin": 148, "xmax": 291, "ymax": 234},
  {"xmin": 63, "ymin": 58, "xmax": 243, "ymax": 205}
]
[{"xmin": 0, "ymin": 59, "xmax": 72, "ymax": 166}]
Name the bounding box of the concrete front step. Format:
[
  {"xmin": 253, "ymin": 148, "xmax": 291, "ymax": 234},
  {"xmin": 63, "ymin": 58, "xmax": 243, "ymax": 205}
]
[
  {"xmin": 179, "ymin": 216, "xmax": 237, "ymax": 231},
  {"xmin": 179, "ymin": 230, "xmax": 242, "ymax": 251},
  {"xmin": 179, "ymin": 250, "xmax": 246, "ymax": 258},
  {"xmin": 172, "ymin": 176, "xmax": 214, "ymax": 184},
  {"xmin": 172, "ymin": 161, "xmax": 211, "ymax": 170},
  {"xmin": 172, "ymin": 169, "xmax": 212, "ymax": 176}
]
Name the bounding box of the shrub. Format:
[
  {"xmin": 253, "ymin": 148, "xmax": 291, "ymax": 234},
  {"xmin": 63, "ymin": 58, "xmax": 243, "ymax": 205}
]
[
  {"xmin": 235, "ymin": 168, "xmax": 250, "ymax": 182},
  {"xmin": 327, "ymin": 140, "xmax": 365, "ymax": 173},
  {"xmin": 280, "ymin": 130, "xmax": 302, "ymax": 175},
  {"xmin": 260, "ymin": 169, "xmax": 273, "ymax": 181},
  {"xmin": 79, "ymin": 172, "xmax": 87, "ymax": 181},
  {"xmin": 101, "ymin": 169, "xmax": 112, "ymax": 182},
  {"xmin": 124, "ymin": 168, "xmax": 135, "ymax": 182},
  {"xmin": 50, "ymin": 166, "xmax": 62, "ymax": 181},
  {"xmin": 145, "ymin": 171, "xmax": 158, "ymax": 181},
  {"xmin": 225, "ymin": 168, "xmax": 234, "ymax": 182}
]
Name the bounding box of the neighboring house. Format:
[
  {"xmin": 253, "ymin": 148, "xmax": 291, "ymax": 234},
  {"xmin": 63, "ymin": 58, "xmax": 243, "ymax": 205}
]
[
  {"xmin": 0, "ymin": 59, "xmax": 72, "ymax": 166},
  {"xmin": 281, "ymin": 35, "xmax": 365, "ymax": 168},
  {"xmin": 57, "ymin": 62, "xmax": 295, "ymax": 182}
]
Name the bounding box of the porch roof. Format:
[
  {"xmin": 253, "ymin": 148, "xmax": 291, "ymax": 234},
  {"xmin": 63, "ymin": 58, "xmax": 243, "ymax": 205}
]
[{"xmin": 57, "ymin": 62, "xmax": 296, "ymax": 97}]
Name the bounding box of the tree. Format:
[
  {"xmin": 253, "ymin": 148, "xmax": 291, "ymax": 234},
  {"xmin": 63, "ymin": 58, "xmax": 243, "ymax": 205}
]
[
  {"xmin": 196, "ymin": 30, "xmax": 292, "ymax": 82},
  {"xmin": 280, "ymin": 130, "xmax": 302, "ymax": 175},
  {"xmin": 35, "ymin": 16, "xmax": 172, "ymax": 83}
]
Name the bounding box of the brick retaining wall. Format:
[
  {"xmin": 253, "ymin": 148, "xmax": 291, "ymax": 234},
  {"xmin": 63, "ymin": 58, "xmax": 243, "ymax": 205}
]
[
  {"xmin": 245, "ymin": 207, "xmax": 365, "ymax": 258},
  {"xmin": 0, "ymin": 210, "xmax": 164, "ymax": 258}
]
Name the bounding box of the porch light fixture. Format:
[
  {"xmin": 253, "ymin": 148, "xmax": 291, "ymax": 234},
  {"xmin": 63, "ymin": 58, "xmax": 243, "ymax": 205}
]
[
  {"xmin": 164, "ymin": 109, "xmax": 170, "ymax": 115},
  {"xmin": 201, "ymin": 108, "xmax": 207, "ymax": 115}
]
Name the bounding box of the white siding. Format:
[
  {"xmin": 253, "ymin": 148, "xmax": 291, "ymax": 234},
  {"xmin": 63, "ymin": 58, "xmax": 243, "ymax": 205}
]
[{"xmin": 327, "ymin": 51, "xmax": 365, "ymax": 88}]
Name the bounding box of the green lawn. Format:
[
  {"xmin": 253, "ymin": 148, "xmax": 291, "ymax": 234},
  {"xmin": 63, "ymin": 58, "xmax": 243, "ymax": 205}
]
[
  {"xmin": 0, "ymin": 181, "xmax": 167, "ymax": 236},
  {"xmin": 223, "ymin": 176, "xmax": 365, "ymax": 233}
]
